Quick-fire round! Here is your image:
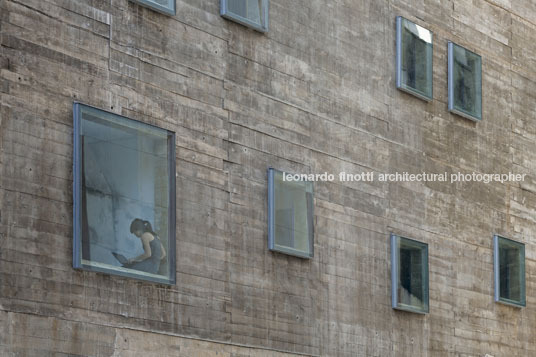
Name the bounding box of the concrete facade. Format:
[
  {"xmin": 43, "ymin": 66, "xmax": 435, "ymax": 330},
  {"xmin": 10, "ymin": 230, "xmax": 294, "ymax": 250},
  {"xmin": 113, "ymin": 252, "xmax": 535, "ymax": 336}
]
[{"xmin": 1, "ymin": 0, "xmax": 535, "ymax": 356}]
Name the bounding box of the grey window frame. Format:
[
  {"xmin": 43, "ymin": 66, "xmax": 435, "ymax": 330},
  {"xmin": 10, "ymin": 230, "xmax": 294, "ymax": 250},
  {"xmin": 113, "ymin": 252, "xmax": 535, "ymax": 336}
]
[
  {"xmin": 448, "ymin": 41, "xmax": 482, "ymax": 121},
  {"xmin": 73, "ymin": 102, "xmax": 176, "ymax": 285},
  {"xmin": 268, "ymin": 168, "xmax": 314, "ymax": 259},
  {"xmin": 391, "ymin": 234, "xmax": 429, "ymax": 314},
  {"xmin": 396, "ymin": 16, "xmax": 434, "ymax": 101},
  {"xmin": 494, "ymin": 235, "xmax": 526, "ymax": 307},
  {"xmin": 221, "ymin": 0, "xmax": 269, "ymax": 33},
  {"xmin": 130, "ymin": 0, "xmax": 176, "ymax": 16}
]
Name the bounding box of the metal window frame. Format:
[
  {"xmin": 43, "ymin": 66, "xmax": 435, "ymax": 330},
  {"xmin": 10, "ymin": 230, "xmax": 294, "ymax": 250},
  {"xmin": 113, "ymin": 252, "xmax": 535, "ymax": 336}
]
[
  {"xmin": 221, "ymin": 0, "xmax": 269, "ymax": 33},
  {"xmin": 448, "ymin": 41, "xmax": 483, "ymax": 121},
  {"xmin": 130, "ymin": 0, "xmax": 176, "ymax": 16},
  {"xmin": 396, "ymin": 16, "xmax": 434, "ymax": 102},
  {"xmin": 391, "ymin": 234, "xmax": 429, "ymax": 314},
  {"xmin": 268, "ymin": 168, "xmax": 314, "ymax": 259},
  {"xmin": 73, "ymin": 102, "xmax": 176, "ymax": 285},
  {"xmin": 493, "ymin": 235, "xmax": 526, "ymax": 307}
]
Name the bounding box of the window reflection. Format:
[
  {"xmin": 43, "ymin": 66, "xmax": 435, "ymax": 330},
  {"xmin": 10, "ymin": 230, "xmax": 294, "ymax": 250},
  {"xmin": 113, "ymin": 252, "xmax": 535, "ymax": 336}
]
[
  {"xmin": 221, "ymin": 0, "xmax": 268, "ymax": 32},
  {"xmin": 496, "ymin": 236, "xmax": 525, "ymax": 306},
  {"xmin": 449, "ymin": 42, "xmax": 482, "ymax": 120},
  {"xmin": 269, "ymin": 169, "xmax": 314, "ymax": 258},
  {"xmin": 74, "ymin": 104, "xmax": 175, "ymax": 284},
  {"xmin": 131, "ymin": 0, "xmax": 175, "ymax": 16},
  {"xmin": 228, "ymin": 0, "xmax": 262, "ymax": 25},
  {"xmin": 392, "ymin": 235, "xmax": 428, "ymax": 313},
  {"xmin": 399, "ymin": 244, "xmax": 424, "ymax": 307},
  {"xmin": 397, "ymin": 17, "xmax": 433, "ymax": 100},
  {"xmin": 499, "ymin": 245, "xmax": 520, "ymax": 301}
]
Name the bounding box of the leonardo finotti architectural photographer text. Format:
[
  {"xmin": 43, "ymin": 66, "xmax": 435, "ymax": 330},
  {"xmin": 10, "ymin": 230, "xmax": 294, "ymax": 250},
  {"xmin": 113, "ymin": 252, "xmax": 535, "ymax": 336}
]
[{"xmin": 282, "ymin": 172, "xmax": 527, "ymax": 184}]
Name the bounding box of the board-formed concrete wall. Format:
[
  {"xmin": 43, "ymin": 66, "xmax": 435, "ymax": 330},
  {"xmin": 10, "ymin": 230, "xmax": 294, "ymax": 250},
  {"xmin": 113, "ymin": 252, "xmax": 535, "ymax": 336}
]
[{"xmin": 1, "ymin": 0, "xmax": 535, "ymax": 356}]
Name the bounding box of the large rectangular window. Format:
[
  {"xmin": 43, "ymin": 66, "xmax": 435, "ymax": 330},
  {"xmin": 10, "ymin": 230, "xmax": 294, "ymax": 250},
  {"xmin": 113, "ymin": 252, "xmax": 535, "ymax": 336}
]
[
  {"xmin": 494, "ymin": 235, "xmax": 525, "ymax": 307},
  {"xmin": 73, "ymin": 103, "xmax": 176, "ymax": 285},
  {"xmin": 268, "ymin": 168, "xmax": 313, "ymax": 258},
  {"xmin": 221, "ymin": 0, "xmax": 268, "ymax": 32},
  {"xmin": 448, "ymin": 42, "xmax": 482, "ymax": 121},
  {"xmin": 391, "ymin": 234, "xmax": 429, "ymax": 314},
  {"xmin": 396, "ymin": 16, "xmax": 433, "ymax": 101},
  {"xmin": 130, "ymin": 0, "xmax": 176, "ymax": 16}
]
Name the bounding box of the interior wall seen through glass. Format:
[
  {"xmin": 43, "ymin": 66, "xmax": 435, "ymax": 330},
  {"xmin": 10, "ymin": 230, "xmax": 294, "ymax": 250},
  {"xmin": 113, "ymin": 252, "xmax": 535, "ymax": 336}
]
[
  {"xmin": 273, "ymin": 171, "xmax": 313, "ymax": 255},
  {"xmin": 400, "ymin": 18, "xmax": 432, "ymax": 98},
  {"xmin": 452, "ymin": 44, "xmax": 482, "ymax": 119},
  {"xmin": 131, "ymin": 0, "xmax": 175, "ymax": 15},
  {"xmin": 398, "ymin": 242, "xmax": 425, "ymax": 308},
  {"xmin": 153, "ymin": 0, "xmax": 169, "ymax": 6},
  {"xmin": 228, "ymin": 0, "xmax": 262, "ymax": 25},
  {"xmin": 80, "ymin": 109, "xmax": 170, "ymax": 279},
  {"xmin": 392, "ymin": 236, "xmax": 428, "ymax": 313},
  {"xmin": 499, "ymin": 241, "xmax": 522, "ymax": 302}
]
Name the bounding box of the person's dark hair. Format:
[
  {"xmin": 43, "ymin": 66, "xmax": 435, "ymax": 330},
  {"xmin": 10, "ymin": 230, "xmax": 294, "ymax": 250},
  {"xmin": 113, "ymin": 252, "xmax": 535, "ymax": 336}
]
[{"xmin": 130, "ymin": 218, "xmax": 155, "ymax": 235}]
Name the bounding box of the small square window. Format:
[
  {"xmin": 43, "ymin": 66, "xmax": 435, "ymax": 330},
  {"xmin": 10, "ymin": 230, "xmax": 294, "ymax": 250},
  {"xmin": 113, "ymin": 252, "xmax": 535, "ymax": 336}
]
[
  {"xmin": 391, "ymin": 234, "xmax": 429, "ymax": 314},
  {"xmin": 268, "ymin": 168, "xmax": 313, "ymax": 258},
  {"xmin": 73, "ymin": 103, "xmax": 176, "ymax": 285},
  {"xmin": 494, "ymin": 235, "xmax": 525, "ymax": 307},
  {"xmin": 448, "ymin": 42, "xmax": 482, "ymax": 121},
  {"xmin": 396, "ymin": 16, "xmax": 433, "ymax": 101},
  {"xmin": 130, "ymin": 0, "xmax": 176, "ymax": 16},
  {"xmin": 221, "ymin": 0, "xmax": 268, "ymax": 33}
]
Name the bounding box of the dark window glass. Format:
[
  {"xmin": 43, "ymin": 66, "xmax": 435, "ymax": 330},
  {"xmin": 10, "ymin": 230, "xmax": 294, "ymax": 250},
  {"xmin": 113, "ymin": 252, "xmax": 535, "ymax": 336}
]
[
  {"xmin": 396, "ymin": 17, "xmax": 433, "ymax": 101},
  {"xmin": 73, "ymin": 103, "xmax": 176, "ymax": 285},
  {"xmin": 391, "ymin": 234, "xmax": 429, "ymax": 313},
  {"xmin": 495, "ymin": 235, "xmax": 525, "ymax": 307},
  {"xmin": 448, "ymin": 42, "xmax": 482, "ymax": 121}
]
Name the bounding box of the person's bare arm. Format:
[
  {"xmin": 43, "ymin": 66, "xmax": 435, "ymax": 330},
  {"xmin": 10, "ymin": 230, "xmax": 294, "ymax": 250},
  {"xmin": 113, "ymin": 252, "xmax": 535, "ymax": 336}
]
[
  {"xmin": 160, "ymin": 241, "xmax": 166, "ymax": 260},
  {"xmin": 128, "ymin": 233, "xmax": 153, "ymax": 263}
]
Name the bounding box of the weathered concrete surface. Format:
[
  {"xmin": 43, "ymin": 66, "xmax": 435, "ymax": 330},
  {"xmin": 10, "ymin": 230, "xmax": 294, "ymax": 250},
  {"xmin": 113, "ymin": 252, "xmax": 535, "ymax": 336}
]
[{"xmin": 0, "ymin": 0, "xmax": 535, "ymax": 356}]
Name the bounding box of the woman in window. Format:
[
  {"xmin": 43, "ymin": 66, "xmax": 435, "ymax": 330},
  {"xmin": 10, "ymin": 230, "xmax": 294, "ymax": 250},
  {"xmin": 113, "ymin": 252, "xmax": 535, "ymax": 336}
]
[{"xmin": 125, "ymin": 218, "xmax": 167, "ymax": 274}]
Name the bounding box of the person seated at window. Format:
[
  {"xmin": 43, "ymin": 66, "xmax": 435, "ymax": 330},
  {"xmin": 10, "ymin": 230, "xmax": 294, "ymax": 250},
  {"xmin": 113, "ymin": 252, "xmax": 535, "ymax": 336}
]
[{"xmin": 125, "ymin": 218, "xmax": 166, "ymax": 274}]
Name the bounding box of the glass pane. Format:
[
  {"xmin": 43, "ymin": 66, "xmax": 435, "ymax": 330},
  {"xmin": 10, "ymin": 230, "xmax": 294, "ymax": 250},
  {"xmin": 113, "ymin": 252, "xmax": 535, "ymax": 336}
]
[
  {"xmin": 451, "ymin": 43, "xmax": 482, "ymax": 120},
  {"xmin": 398, "ymin": 17, "xmax": 433, "ymax": 100},
  {"xmin": 75, "ymin": 104, "xmax": 175, "ymax": 284},
  {"xmin": 498, "ymin": 237, "xmax": 525, "ymax": 305},
  {"xmin": 271, "ymin": 170, "xmax": 313, "ymax": 257},
  {"xmin": 153, "ymin": 0, "xmax": 169, "ymax": 6},
  {"xmin": 131, "ymin": 0, "xmax": 175, "ymax": 15},
  {"xmin": 228, "ymin": 0, "xmax": 262, "ymax": 25},
  {"xmin": 396, "ymin": 237, "xmax": 428, "ymax": 312}
]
